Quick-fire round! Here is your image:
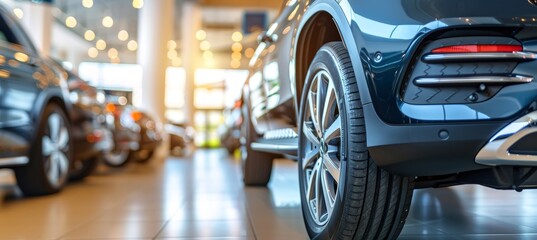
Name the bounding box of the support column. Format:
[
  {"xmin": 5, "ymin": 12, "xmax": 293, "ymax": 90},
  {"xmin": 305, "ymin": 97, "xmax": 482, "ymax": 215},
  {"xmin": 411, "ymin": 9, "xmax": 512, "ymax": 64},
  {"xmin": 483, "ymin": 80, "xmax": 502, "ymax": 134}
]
[
  {"xmin": 181, "ymin": 1, "xmax": 202, "ymax": 126},
  {"xmin": 137, "ymin": 0, "xmax": 174, "ymax": 124},
  {"xmin": 20, "ymin": 2, "xmax": 52, "ymax": 55}
]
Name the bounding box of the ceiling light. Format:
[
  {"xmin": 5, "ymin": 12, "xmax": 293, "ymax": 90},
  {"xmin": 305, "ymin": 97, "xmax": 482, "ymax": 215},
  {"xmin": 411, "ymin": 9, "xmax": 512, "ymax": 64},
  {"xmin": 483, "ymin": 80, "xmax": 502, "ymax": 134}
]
[
  {"xmin": 132, "ymin": 0, "xmax": 144, "ymax": 9},
  {"xmin": 88, "ymin": 47, "xmax": 98, "ymax": 58},
  {"xmin": 118, "ymin": 30, "xmax": 129, "ymax": 41},
  {"xmin": 245, "ymin": 48, "xmax": 255, "ymax": 58},
  {"xmin": 65, "ymin": 16, "xmax": 77, "ymax": 28},
  {"xmin": 96, "ymin": 39, "xmax": 107, "ymax": 50},
  {"xmin": 232, "ymin": 31, "xmax": 243, "ymax": 42},
  {"xmin": 232, "ymin": 52, "xmax": 242, "ymax": 60},
  {"xmin": 82, "ymin": 0, "xmax": 93, "ymax": 8},
  {"xmin": 231, "ymin": 42, "xmax": 242, "ymax": 52},
  {"xmin": 200, "ymin": 41, "xmax": 210, "ymax": 51},
  {"xmin": 203, "ymin": 51, "xmax": 213, "ymax": 60},
  {"xmin": 195, "ymin": 30, "xmax": 206, "ymax": 41},
  {"xmin": 102, "ymin": 16, "xmax": 114, "ymax": 28},
  {"xmin": 84, "ymin": 30, "xmax": 95, "ymax": 41},
  {"xmin": 167, "ymin": 49, "xmax": 177, "ymax": 59},
  {"xmin": 127, "ymin": 40, "xmax": 138, "ymax": 51},
  {"xmin": 13, "ymin": 8, "xmax": 23, "ymax": 19},
  {"xmin": 230, "ymin": 59, "xmax": 241, "ymax": 69},
  {"xmin": 108, "ymin": 48, "xmax": 119, "ymax": 59},
  {"xmin": 167, "ymin": 40, "xmax": 177, "ymax": 50}
]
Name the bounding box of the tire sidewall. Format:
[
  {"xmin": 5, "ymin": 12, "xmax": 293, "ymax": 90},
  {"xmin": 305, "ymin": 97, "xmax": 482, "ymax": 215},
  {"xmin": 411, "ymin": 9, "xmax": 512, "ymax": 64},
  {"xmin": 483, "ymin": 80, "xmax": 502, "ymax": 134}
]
[{"xmin": 298, "ymin": 46, "xmax": 350, "ymax": 239}]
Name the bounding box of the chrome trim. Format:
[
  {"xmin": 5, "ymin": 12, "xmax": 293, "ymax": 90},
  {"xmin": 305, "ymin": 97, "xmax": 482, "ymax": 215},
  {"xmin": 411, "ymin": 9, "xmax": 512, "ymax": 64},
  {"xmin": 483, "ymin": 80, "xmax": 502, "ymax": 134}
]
[
  {"xmin": 0, "ymin": 156, "xmax": 29, "ymax": 167},
  {"xmin": 414, "ymin": 75, "xmax": 533, "ymax": 86},
  {"xmin": 476, "ymin": 111, "xmax": 537, "ymax": 166},
  {"xmin": 422, "ymin": 52, "xmax": 537, "ymax": 63},
  {"xmin": 251, "ymin": 142, "xmax": 298, "ymax": 152}
]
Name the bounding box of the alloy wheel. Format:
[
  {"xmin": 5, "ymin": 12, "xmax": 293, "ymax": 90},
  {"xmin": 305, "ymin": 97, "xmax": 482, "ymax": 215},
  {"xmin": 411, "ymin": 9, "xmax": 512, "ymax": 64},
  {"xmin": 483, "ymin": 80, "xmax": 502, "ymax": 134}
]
[
  {"xmin": 42, "ymin": 113, "xmax": 70, "ymax": 188},
  {"xmin": 301, "ymin": 70, "xmax": 342, "ymax": 226}
]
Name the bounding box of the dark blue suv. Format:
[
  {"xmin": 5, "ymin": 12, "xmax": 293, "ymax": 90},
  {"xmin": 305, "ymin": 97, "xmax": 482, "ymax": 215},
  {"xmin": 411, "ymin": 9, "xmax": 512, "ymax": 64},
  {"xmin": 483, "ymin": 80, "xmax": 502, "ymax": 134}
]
[{"xmin": 241, "ymin": 0, "xmax": 537, "ymax": 239}]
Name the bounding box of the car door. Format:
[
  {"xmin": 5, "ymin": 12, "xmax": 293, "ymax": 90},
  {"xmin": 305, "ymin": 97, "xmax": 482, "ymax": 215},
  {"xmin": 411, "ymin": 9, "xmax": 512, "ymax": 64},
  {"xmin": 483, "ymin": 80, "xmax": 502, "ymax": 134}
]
[
  {"xmin": 248, "ymin": 0, "xmax": 300, "ymax": 134},
  {"xmin": 0, "ymin": 10, "xmax": 45, "ymax": 130}
]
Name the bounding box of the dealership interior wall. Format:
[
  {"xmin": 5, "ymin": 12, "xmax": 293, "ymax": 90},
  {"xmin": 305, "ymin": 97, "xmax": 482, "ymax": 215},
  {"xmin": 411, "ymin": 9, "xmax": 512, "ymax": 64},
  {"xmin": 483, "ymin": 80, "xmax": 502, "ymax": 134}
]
[{"xmin": 1, "ymin": 0, "xmax": 537, "ymax": 239}]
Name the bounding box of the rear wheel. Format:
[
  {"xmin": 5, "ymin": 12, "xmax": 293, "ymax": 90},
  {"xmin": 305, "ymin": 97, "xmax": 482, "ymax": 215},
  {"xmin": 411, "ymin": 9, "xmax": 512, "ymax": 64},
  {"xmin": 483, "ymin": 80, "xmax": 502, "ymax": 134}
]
[
  {"xmin": 298, "ymin": 42, "xmax": 414, "ymax": 240},
  {"xmin": 240, "ymin": 99, "xmax": 275, "ymax": 186},
  {"xmin": 15, "ymin": 103, "xmax": 72, "ymax": 196},
  {"xmin": 103, "ymin": 148, "xmax": 131, "ymax": 167}
]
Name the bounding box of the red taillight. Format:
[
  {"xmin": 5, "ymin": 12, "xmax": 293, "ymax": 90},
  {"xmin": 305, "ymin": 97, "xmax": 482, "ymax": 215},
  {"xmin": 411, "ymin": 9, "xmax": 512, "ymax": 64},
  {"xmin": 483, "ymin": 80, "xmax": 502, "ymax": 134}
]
[{"xmin": 432, "ymin": 44, "xmax": 523, "ymax": 53}]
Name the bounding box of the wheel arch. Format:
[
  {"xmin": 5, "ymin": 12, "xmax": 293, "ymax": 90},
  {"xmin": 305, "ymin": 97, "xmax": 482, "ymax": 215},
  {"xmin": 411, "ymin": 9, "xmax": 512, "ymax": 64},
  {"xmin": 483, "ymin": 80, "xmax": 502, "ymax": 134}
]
[{"xmin": 294, "ymin": 1, "xmax": 372, "ymax": 118}]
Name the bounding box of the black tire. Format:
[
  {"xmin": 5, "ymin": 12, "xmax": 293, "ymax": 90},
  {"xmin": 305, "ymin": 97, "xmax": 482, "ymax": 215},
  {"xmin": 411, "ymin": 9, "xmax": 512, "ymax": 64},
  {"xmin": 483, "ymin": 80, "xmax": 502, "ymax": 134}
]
[
  {"xmin": 69, "ymin": 157, "xmax": 99, "ymax": 181},
  {"xmin": 298, "ymin": 42, "xmax": 414, "ymax": 240},
  {"xmin": 240, "ymin": 98, "xmax": 276, "ymax": 186},
  {"xmin": 14, "ymin": 103, "xmax": 72, "ymax": 196},
  {"xmin": 102, "ymin": 148, "xmax": 131, "ymax": 167}
]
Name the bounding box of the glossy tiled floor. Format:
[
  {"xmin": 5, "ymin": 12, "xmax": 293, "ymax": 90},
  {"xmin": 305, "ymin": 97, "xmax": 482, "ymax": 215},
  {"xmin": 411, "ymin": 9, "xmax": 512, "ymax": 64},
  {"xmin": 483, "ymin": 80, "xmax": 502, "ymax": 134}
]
[{"xmin": 1, "ymin": 149, "xmax": 537, "ymax": 239}]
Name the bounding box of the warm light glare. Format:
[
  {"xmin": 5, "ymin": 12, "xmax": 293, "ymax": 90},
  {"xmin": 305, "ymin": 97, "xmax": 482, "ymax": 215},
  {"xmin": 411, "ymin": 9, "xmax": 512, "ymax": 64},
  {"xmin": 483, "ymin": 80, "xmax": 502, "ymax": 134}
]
[
  {"xmin": 65, "ymin": 16, "xmax": 77, "ymax": 28},
  {"xmin": 84, "ymin": 30, "xmax": 95, "ymax": 41},
  {"xmin": 200, "ymin": 41, "xmax": 211, "ymax": 51},
  {"xmin": 232, "ymin": 52, "xmax": 242, "ymax": 60},
  {"xmin": 203, "ymin": 51, "xmax": 213, "ymax": 60},
  {"xmin": 96, "ymin": 39, "xmax": 107, "ymax": 50},
  {"xmin": 82, "ymin": 0, "xmax": 93, "ymax": 8},
  {"xmin": 132, "ymin": 0, "xmax": 144, "ymax": 9},
  {"xmin": 232, "ymin": 42, "xmax": 243, "ymax": 52},
  {"xmin": 13, "ymin": 8, "xmax": 23, "ymax": 19},
  {"xmin": 232, "ymin": 31, "xmax": 243, "ymax": 42},
  {"xmin": 14, "ymin": 52, "xmax": 29, "ymax": 63},
  {"xmin": 167, "ymin": 40, "xmax": 177, "ymax": 50},
  {"xmin": 196, "ymin": 30, "xmax": 206, "ymax": 41},
  {"xmin": 102, "ymin": 16, "xmax": 114, "ymax": 28},
  {"xmin": 88, "ymin": 47, "xmax": 98, "ymax": 58},
  {"xmin": 230, "ymin": 59, "xmax": 241, "ymax": 69},
  {"xmin": 108, "ymin": 48, "xmax": 119, "ymax": 59},
  {"xmin": 111, "ymin": 57, "xmax": 121, "ymax": 64},
  {"xmin": 128, "ymin": 40, "xmax": 138, "ymax": 51},
  {"xmin": 118, "ymin": 30, "xmax": 129, "ymax": 41},
  {"xmin": 245, "ymin": 48, "xmax": 255, "ymax": 58},
  {"xmin": 167, "ymin": 50, "xmax": 178, "ymax": 59}
]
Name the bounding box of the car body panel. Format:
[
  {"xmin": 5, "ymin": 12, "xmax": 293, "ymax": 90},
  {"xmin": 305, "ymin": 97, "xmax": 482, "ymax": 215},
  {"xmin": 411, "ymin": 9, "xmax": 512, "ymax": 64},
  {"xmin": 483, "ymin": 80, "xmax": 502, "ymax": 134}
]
[{"xmin": 245, "ymin": 0, "xmax": 537, "ymax": 176}]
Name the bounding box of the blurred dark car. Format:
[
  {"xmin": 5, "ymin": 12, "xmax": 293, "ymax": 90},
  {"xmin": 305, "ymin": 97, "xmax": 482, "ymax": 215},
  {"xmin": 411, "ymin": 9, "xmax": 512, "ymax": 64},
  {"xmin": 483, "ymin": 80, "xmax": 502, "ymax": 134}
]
[
  {"xmin": 0, "ymin": 5, "xmax": 73, "ymax": 196},
  {"xmin": 166, "ymin": 123, "xmax": 195, "ymax": 157},
  {"xmin": 218, "ymin": 99, "xmax": 242, "ymax": 154},
  {"xmin": 129, "ymin": 110, "xmax": 162, "ymax": 163},
  {"xmin": 102, "ymin": 102, "xmax": 140, "ymax": 167},
  {"xmin": 65, "ymin": 72, "xmax": 113, "ymax": 180}
]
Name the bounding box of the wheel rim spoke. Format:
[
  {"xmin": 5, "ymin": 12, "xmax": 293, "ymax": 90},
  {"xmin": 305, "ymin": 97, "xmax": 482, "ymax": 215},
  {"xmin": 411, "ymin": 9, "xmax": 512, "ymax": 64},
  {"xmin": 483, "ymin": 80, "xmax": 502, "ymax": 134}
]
[
  {"xmin": 42, "ymin": 136, "xmax": 54, "ymax": 156},
  {"xmin": 302, "ymin": 148, "xmax": 319, "ymax": 170},
  {"xmin": 324, "ymin": 116, "xmax": 341, "ymax": 143},
  {"xmin": 308, "ymin": 87, "xmax": 321, "ymax": 137},
  {"xmin": 58, "ymin": 127, "xmax": 69, "ymax": 150},
  {"xmin": 315, "ymin": 161, "xmax": 325, "ymax": 222},
  {"xmin": 307, "ymin": 160, "xmax": 321, "ymax": 215},
  {"xmin": 322, "ymin": 80, "xmax": 336, "ymax": 131},
  {"xmin": 57, "ymin": 152, "xmax": 69, "ymax": 177},
  {"xmin": 321, "ymin": 168, "xmax": 335, "ymax": 214},
  {"xmin": 323, "ymin": 151, "xmax": 340, "ymax": 184},
  {"xmin": 303, "ymin": 121, "xmax": 319, "ymax": 145},
  {"xmin": 315, "ymin": 73, "xmax": 325, "ymax": 134},
  {"xmin": 47, "ymin": 153, "xmax": 59, "ymax": 184},
  {"xmin": 48, "ymin": 114, "xmax": 61, "ymax": 142}
]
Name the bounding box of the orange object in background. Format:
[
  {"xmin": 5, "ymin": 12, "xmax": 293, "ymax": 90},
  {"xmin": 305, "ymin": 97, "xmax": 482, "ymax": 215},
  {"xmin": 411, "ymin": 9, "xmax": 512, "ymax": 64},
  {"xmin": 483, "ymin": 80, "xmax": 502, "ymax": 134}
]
[{"xmin": 131, "ymin": 111, "xmax": 143, "ymax": 121}]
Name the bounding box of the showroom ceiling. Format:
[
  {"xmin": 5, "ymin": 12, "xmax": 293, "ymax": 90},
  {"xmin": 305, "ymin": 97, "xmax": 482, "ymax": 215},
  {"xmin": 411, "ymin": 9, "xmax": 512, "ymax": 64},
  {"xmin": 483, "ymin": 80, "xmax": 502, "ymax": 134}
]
[{"xmin": 49, "ymin": 0, "xmax": 281, "ymax": 66}]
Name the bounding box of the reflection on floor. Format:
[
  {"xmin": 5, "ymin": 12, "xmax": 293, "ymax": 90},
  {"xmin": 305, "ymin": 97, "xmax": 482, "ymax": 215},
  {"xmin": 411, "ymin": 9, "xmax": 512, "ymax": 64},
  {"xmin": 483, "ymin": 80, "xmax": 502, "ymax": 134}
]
[{"xmin": 0, "ymin": 149, "xmax": 536, "ymax": 239}]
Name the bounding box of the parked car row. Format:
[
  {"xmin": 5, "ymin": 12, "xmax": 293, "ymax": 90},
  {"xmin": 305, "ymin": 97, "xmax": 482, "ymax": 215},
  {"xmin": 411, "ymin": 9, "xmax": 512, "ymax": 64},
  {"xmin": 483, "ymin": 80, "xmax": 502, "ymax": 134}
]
[
  {"xmin": 240, "ymin": 0, "xmax": 537, "ymax": 239},
  {"xmin": 0, "ymin": 5, "xmax": 163, "ymax": 196}
]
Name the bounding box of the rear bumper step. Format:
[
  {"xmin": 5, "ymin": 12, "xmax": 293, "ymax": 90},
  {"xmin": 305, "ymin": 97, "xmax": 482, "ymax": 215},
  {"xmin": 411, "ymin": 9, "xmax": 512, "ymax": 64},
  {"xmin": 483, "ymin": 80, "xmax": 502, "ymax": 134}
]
[
  {"xmin": 251, "ymin": 137, "xmax": 298, "ymax": 156},
  {"xmin": 476, "ymin": 111, "xmax": 537, "ymax": 166}
]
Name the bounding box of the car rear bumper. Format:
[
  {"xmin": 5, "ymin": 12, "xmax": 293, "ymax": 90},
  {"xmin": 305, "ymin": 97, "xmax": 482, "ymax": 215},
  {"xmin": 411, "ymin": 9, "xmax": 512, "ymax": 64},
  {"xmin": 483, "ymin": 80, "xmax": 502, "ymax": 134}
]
[{"xmin": 364, "ymin": 103, "xmax": 512, "ymax": 177}]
